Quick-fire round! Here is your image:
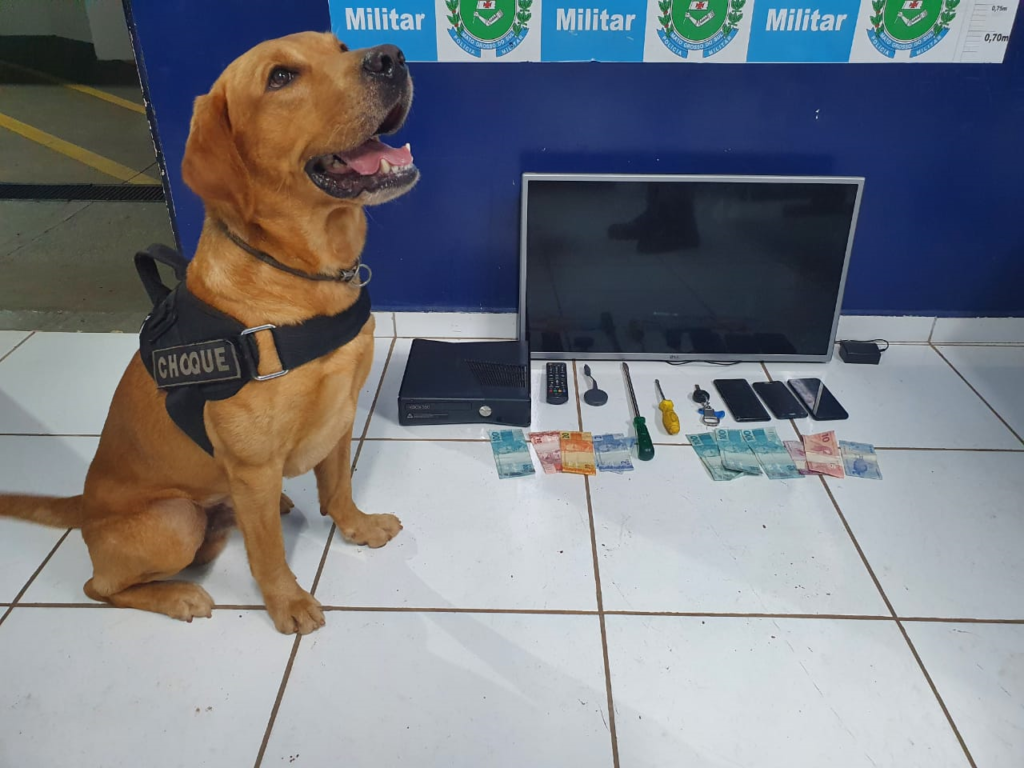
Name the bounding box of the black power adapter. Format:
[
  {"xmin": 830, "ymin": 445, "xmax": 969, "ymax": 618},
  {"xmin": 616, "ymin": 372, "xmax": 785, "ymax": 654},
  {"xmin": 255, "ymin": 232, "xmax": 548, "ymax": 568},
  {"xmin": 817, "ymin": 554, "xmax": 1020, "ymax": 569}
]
[{"xmin": 838, "ymin": 340, "xmax": 883, "ymax": 365}]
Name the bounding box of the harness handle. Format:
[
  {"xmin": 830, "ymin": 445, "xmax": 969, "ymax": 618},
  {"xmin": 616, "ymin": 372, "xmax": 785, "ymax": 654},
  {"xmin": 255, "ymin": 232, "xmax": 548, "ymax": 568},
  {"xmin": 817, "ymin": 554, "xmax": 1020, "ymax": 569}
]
[{"xmin": 135, "ymin": 243, "xmax": 190, "ymax": 307}]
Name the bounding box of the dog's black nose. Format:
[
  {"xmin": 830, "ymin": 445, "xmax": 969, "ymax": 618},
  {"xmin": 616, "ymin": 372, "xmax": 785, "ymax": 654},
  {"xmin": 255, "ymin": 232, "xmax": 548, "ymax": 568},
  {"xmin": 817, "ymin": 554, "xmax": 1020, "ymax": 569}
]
[{"xmin": 362, "ymin": 45, "xmax": 406, "ymax": 79}]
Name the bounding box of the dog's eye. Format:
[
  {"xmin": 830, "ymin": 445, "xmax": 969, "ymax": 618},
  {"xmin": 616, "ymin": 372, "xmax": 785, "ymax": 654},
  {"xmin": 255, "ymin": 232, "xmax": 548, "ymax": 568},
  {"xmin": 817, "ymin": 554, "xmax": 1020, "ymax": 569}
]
[
  {"xmin": 267, "ymin": 67, "xmax": 297, "ymax": 90},
  {"xmin": 339, "ymin": 42, "xmax": 349, "ymax": 53}
]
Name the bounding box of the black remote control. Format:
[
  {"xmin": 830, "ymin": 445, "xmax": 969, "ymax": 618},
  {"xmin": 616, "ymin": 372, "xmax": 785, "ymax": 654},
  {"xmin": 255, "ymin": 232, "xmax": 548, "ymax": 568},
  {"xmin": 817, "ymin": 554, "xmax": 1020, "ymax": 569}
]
[{"xmin": 545, "ymin": 362, "xmax": 569, "ymax": 405}]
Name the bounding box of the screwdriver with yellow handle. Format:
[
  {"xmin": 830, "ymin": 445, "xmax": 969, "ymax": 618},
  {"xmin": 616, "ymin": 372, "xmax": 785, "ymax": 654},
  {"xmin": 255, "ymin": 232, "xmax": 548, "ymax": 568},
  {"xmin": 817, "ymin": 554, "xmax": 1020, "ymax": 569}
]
[
  {"xmin": 655, "ymin": 379, "xmax": 680, "ymax": 435},
  {"xmin": 622, "ymin": 363, "xmax": 655, "ymax": 461}
]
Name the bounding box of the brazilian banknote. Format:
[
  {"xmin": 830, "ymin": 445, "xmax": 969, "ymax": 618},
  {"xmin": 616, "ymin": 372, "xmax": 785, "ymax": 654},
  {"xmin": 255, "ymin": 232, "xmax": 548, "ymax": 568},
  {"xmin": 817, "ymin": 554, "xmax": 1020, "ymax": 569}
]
[
  {"xmin": 560, "ymin": 431, "xmax": 597, "ymax": 476},
  {"xmin": 594, "ymin": 433, "xmax": 636, "ymax": 473},
  {"xmin": 713, "ymin": 428, "xmax": 762, "ymax": 476},
  {"xmin": 742, "ymin": 428, "xmax": 803, "ymax": 480},
  {"xmin": 490, "ymin": 429, "xmax": 535, "ymax": 479},
  {"xmin": 839, "ymin": 440, "xmax": 882, "ymax": 480},
  {"xmin": 528, "ymin": 431, "xmax": 563, "ymax": 474},
  {"xmin": 687, "ymin": 433, "xmax": 743, "ymax": 481}
]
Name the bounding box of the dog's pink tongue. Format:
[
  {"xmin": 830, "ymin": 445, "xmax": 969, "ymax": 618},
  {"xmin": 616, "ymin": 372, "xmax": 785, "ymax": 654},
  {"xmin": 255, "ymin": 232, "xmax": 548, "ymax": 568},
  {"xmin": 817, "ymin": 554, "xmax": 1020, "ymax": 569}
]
[{"xmin": 338, "ymin": 139, "xmax": 413, "ymax": 175}]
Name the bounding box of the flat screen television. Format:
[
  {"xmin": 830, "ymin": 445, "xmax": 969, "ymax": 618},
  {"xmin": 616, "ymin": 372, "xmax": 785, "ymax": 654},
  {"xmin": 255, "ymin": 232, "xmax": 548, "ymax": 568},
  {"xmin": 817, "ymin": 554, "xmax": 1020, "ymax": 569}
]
[{"xmin": 519, "ymin": 174, "xmax": 864, "ymax": 362}]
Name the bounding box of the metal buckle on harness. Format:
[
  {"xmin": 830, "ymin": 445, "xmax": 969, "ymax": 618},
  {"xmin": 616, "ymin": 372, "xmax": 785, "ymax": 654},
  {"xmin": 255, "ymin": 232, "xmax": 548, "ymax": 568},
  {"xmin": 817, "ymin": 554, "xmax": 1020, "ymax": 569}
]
[
  {"xmin": 353, "ymin": 263, "xmax": 372, "ymax": 288},
  {"xmin": 240, "ymin": 324, "xmax": 290, "ymax": 381}
]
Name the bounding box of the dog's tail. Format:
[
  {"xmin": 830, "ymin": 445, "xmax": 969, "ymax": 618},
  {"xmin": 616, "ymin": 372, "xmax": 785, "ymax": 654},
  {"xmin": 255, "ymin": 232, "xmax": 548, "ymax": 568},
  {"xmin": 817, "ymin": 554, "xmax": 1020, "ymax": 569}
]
[{"xmin": 0, "ymin": 494, "xmax": 84, "ymax": 529}]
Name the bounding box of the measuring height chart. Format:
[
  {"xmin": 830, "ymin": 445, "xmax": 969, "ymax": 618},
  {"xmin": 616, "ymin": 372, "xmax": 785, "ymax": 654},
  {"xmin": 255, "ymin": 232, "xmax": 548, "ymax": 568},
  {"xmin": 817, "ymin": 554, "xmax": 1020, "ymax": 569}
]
[{"xmin": 328, "ymin": 0, "xmax": 1020, "ymax": 61}]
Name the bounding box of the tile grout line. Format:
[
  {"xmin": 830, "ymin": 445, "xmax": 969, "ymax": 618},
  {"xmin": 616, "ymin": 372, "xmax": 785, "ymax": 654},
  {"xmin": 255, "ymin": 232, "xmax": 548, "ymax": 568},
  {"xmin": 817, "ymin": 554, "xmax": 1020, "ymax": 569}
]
[
  {"xmin": 932, "ymin": 341, "xmax": 1024, "ymax": 347},
  {"xmin": 819, "ymin": 476, "xmax": 979, "ymax": 768},
  {"xmin": 575, "ymin": 347, "xmax": 620, "ymax": 765},
  {"xmin": 323, "ymin": 606, "xmax": 601, "ymax": 615},
  {"xmin": 354, "ymin": 333, "xmax": 397, "ymax": 479},
  {"xmin": 899, "ymin": 616, "xmax": 1024, "ymax": 624},
  {"xmin": 582, "ymin": 474, "xmax": 621, "ymax": 768},
  {"xmin": 818, "ymin": 476, "xmax": 899, "ymax": 617},
  {"xmin": 0, "ymin": 331, "xmax": 35, "ymax": 366},
  {"xmin": 604, "ymin": 610, "xmax": 893, "ymax": 620},
  {"xmin": 895, "ymin": 619, "xmax": 978, "ymax": 768},
  {"xmin": 8, "ymin": 599, "xmax": 1024, "ymax": 623},
  {"xmin": 0, "ymin": 528, "xmax": 71, "ymax": 628},
  {"xmin": 875, "ymin": 446, "xmax": 1024, "ymax": 453},
  {"xmin": 310, "ymin": 527, "xmax": 338, "ymax": 599},
  {"xmin": 252, "ymin": 335, "xmax": 397, "ymax": 768},
  {"xmin": 252, "ymin": 634, "xmax": 303, "ymax": 768},
  {"xmin": 309, "ymin": 334, "xmax": 398, "ymax": 598},
  {"xmin": 930, "ymin": 343, "xmax": 1024, "ymax": 446}
]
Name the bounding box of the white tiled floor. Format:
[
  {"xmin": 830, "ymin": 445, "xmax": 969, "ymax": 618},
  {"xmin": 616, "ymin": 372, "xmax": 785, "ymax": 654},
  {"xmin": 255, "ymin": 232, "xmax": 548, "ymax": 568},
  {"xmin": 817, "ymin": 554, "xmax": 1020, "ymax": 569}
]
[
  {"xmin": 0, "ymin": 608, "xmax": 293, "ymax": 768},
  {"xmin": 1, "ymin": 329, "xmax": 1022, "ymax": 767},
  {"xmin": 904, "ymin": 622, "xmax": 1024, "ymax": 768},
  {"xmin": 315, "ymin": 440, "xmax": 597, "ymax": 611},
  {"xmin": 0, "ymin": 435, "xmax": 97, "ymax": 602},
  {"xmin": 605, "ymin": 616, "xmax": 969, "ymax": 768},
  {"xmin": 0, "ymin": 330, "xmax": 30, "ymax": 359},
  {"xmin": 934, "ymin": 345, "xmax": 1024, "ymax": 439},
  {"xmin": 766, "ymin": 344, "xmax": 1021, "ymax": 449},
  {"xmin": 263, "ymin": 612, "xmax": 613, "ymax": 768},
  {"xmin": 589, "ymin": 450, "xmax": 887, "ymax": 615},
  {"xmin": 827, "ymin": 450, "xmax": 1024, "ymax": 620},
  {"xmin": 931, "ymin": 317, "xmax": 1024, "ymax": 344},
  {"xmin": 0, "ymin": 332, "xmax": 138, "ymax": 434}
]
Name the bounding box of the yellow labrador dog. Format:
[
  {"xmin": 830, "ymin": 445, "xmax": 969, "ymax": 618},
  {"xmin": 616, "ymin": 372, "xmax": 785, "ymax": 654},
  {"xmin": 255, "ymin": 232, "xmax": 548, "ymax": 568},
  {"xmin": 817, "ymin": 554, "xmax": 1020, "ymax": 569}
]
[{"xmin": 0, "ymin": 32, "xmax": 417, "ymax": 634}]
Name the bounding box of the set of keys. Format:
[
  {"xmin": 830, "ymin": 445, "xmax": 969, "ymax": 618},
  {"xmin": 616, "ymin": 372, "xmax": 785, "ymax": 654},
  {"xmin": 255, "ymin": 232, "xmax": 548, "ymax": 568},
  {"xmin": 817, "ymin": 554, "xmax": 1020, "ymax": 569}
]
[{"xmin": 692, "ymin": 384, "xmax": 721, "ymax": 428}]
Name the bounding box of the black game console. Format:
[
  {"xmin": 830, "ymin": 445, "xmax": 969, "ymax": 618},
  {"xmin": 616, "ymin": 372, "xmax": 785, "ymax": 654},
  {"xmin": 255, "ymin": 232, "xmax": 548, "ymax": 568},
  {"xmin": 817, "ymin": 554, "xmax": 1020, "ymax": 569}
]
[{"xmin": 398, "ymin": 339, "xmax": 531, "ymax": 427}]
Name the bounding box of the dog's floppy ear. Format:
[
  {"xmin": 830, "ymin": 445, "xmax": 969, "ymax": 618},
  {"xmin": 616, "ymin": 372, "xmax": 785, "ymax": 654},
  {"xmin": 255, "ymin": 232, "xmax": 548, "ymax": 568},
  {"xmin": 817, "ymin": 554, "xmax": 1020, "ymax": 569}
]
[{"xmin": 181, "ymin": 85, "xmax": 253, "ymax": 221}]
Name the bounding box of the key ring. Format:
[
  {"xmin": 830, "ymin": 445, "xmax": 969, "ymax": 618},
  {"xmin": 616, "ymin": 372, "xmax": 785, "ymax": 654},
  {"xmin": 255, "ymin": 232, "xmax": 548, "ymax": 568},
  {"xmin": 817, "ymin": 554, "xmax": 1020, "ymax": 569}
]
[{"xmin": 692, "ymin": 384, "xmax": 720, "ymax": 427}]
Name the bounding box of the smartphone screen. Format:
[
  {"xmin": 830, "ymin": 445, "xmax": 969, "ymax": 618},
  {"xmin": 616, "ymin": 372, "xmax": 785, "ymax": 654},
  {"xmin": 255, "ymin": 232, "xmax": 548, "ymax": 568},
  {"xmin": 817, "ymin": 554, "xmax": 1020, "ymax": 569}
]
[
  {"xmin": 752, "ymin": 381, "xmax": 808, "ymax": 419},
  {"xmin": 787, "ymin": 378, "xmax": 849, "ymax": 421},
  {"xmin": 713, "ymin": 379, "xmax": 771, "ymax": 422}
]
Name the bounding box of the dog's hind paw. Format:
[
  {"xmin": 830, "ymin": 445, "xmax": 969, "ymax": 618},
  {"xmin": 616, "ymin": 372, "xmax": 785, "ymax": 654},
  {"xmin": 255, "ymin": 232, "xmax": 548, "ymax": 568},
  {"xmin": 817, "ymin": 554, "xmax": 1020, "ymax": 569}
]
[{"xmin": 165, "ymin": 584, "xmax": 215, "ymax": 622}]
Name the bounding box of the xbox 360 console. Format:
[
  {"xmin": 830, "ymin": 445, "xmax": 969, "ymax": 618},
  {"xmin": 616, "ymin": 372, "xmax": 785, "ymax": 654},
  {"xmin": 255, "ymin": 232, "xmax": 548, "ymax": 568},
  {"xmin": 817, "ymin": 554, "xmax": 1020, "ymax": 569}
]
[{"xmin": 398, "ymin": 339, "xmax": 531, "ymax": 427}]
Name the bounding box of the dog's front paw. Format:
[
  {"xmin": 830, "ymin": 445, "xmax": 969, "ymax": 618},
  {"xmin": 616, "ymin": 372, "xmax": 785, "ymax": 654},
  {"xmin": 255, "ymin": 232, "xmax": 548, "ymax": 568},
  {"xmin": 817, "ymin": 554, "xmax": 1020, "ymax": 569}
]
[
  {"xmin": 266, "ymin": 588, "xmax": 325, "ymax": 635},
  {"xmin": 341, "ymin": 512, "xmax": 403, "ymax": 548}
]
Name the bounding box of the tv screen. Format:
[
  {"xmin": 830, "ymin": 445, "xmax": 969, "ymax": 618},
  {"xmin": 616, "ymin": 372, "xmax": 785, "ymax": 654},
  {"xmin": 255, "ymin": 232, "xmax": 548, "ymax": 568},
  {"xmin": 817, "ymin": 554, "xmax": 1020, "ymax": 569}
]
[{"xmin": 519, "ymin": 174, "xmax": 863, "ymax": 362}]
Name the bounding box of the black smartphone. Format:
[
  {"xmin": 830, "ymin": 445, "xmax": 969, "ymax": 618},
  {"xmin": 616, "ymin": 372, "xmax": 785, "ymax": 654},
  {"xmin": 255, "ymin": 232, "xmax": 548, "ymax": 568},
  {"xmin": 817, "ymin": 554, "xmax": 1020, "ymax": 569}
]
[
  {"xmin": 713, "ymin": 379, "xmax": 772, "ymax": 422},
  {"xmin": 752, "ymin": 380, "xmax": 808, "ymax": 419},
  {"xmin": 787, "ymin": 378, "xmax": 849, "ymax": 421}
]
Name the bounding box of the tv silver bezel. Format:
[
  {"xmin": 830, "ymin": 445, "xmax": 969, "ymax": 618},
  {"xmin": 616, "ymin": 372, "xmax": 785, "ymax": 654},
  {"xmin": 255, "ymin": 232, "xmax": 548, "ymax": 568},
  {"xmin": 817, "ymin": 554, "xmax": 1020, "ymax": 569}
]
[{"xmin": 518, "ymin": 172, "xmax": 865, "ymax": 364}]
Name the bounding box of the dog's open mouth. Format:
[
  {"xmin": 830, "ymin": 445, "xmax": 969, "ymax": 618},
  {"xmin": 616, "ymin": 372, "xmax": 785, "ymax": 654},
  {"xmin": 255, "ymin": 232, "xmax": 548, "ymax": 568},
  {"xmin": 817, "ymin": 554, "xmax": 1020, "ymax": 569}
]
[{"xmin": 305, "ymin": 108, "xmax": 418, "ymax": 200}]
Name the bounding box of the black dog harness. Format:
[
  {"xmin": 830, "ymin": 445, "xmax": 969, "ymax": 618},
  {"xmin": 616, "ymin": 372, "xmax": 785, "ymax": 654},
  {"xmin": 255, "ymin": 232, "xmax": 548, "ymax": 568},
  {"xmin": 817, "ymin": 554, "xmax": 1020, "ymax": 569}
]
[{"xmin": 135, "ymin": 241, "xmax": 371, "ymax": 456}]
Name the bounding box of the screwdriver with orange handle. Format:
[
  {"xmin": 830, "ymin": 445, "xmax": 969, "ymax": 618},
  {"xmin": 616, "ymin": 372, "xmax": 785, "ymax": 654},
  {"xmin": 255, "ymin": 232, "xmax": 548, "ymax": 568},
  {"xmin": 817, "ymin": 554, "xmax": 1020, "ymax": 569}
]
[{"xmin": 655, "ymin": 379, "xmax": 680, "ymax": 436}]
